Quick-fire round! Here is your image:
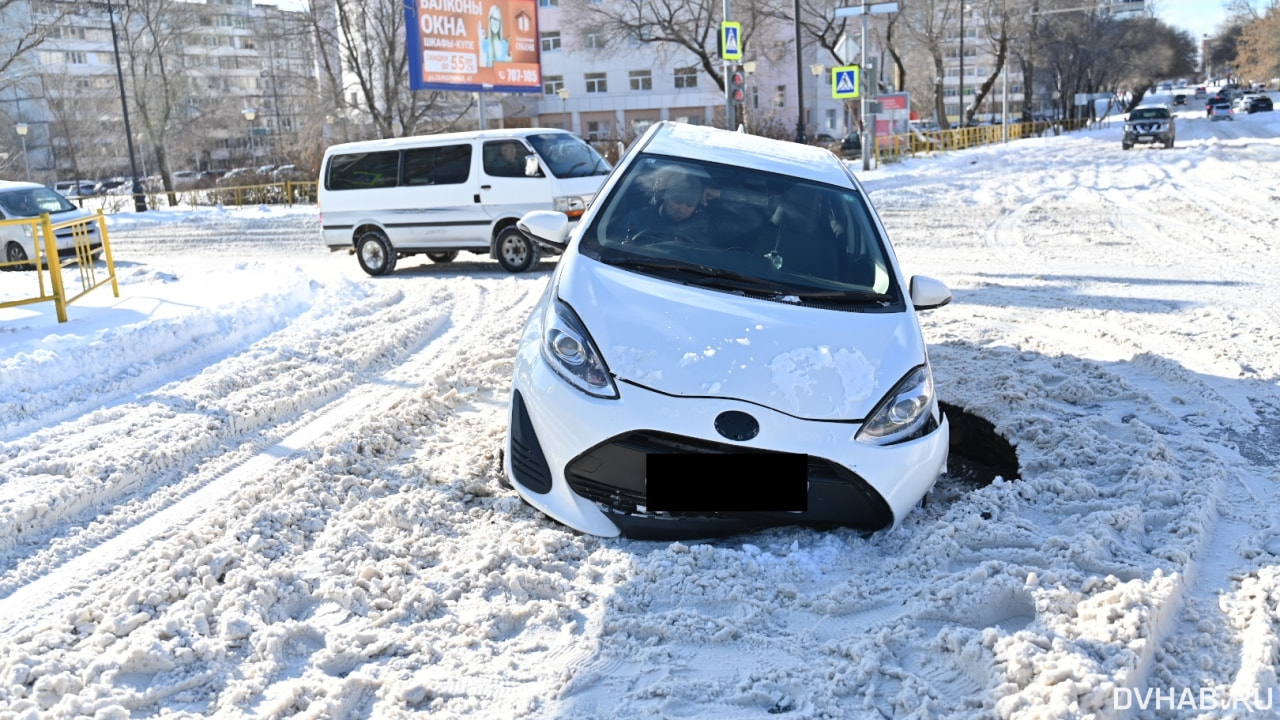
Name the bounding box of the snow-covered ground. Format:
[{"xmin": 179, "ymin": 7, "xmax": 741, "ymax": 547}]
[{"xmin": 1, "ymin": 102, "xmax": 1278, "ymax": 719}]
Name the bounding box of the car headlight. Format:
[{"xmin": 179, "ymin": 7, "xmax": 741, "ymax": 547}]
[
  {"xmin": 541, "ymin": 297, "xmax": 618, "ymax": 398},
  {"xmin": 856, "ymin": 364, "xmax": 938, "ymax": 446},
  {"xmin": 553, "ymin": 194, "xmax": 594, "ymax": 220}
]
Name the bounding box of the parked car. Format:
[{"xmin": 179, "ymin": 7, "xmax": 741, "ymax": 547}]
[
  {"xmin": 217, "ymin": 167, "xmax": 257, "ymax": 186},
  {"xmin": 270, "ymin": 164, "xmax": 309, "ymax": 181},
  {"xmin": 1209, "ymin": 102, "xmax": 1234, "ymax": 121},
  {"xmin": 53, "ymin": 179, "xmax": 100, "ymax": 198},
  {"xmin": 1121, "ymin": 105, "xmax": 1175, "ymax": 150},
  {"xmin": 0, "ymin": 181, "xmax": 102, "ymax": 270},
  {"xmin": 838, "ymin": 131, "xmax": 862, "ymax": 159},
  {"xmin": 506, "ymin": 120, "xmax": 953, "ymax": 538}
]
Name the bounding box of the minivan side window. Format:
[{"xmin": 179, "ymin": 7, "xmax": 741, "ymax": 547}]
[
  {"xmin": 403, "ymin": 144, "xmax": 472, "ymax": 186},
  {"xmin": 326, "ymin": 151, "xmax": 400, "ymax": 190},
  {"xmin": 483, "ymin": 141, "xmax": 531, "ymax": 178}
]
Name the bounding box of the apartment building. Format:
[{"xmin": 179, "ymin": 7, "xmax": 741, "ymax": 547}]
[{"xmin": 1, "ymin": 0, "xmax": 323, "ymax": 184}]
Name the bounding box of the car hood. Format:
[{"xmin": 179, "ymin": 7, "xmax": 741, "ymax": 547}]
[{"xmin": 560, "ymin": 258, "xmax": 926, "ymax": 421}]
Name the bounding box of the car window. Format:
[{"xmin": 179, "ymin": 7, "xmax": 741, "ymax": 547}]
[
  {"xmin": 525, "ymin": 133, "xmax": 611, "ymax": 179},
  {"xmin": 482, "ymin": 141, "xmax": 532, "ymax": 178},
  {"xmin": 325, "ymin": 150, "xmax": 401, "ymax": 190},
  {"xmin": 0, "ymin": 188, "xmax": 76, "ymax": 217},
  {"xmin": 403, "ymin": 144, "xmax": 472, "ymax": 186},
  {"xmin": 580, "ymin": 154, "xmax": 899, "ymax": 302}
]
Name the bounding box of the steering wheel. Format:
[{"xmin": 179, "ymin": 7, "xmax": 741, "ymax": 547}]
[{"xmin": 627, "ymin": 229, "xmax": 695, "ymax": 247}]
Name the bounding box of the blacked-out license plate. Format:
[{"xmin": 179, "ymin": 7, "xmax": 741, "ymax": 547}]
[{"xmin": 645, "ymin": 453, "xmax": 807, "ymax": 512}]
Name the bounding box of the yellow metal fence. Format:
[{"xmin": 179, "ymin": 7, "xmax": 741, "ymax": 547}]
[
  {"xmin": 0, "ymin": 210, "xmax": 119, "ymax": 323},
  {"xmin": 872, "ymin": 118, "xmax": 1091, "ymax": 163}
]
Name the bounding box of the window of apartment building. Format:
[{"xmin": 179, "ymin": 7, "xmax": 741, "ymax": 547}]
[
  {"xmin": 219, "ymin": 56, "xmax": 239, "ymax": 69},
  {"xmin": 629, "ymin": 70, "xmax": 651, "ymax": 91},
  {"xmin": 674, "ymin": 67, "xmax": 697, "ymax": 89},
  {"xmin": 543, "ymin": 75, "xmax": 564, "ymax": 94},
  {"xmin": 774, "ymin": 85, "xmax": 786, "ymax": 108},
  {"xmin": 585, "ymin": 72, "xmax": 607, "ymax": 93},
  {"xmin": 541, "ymin": 31, "xmax": 561, "ymax": 52},
  {"xmin": 586, "ymin": 120, "xmax": 610, "ymax": 140},
  {"xmin": 203, "ymin": 35, "xmax": 218, "ymax": 46},
  {"xmin": 64, "ymin": 51, "xmax": 88, "ymax": 65},
  {"xmin": 585, "ymin": 32, "xmax": 605, "ymax": 49},
  {"xmin": 539, "ymin": 0, "xmax": 557, "ymax": 6}
]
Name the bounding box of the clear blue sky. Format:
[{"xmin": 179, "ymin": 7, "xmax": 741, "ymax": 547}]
[{"xmin": 1157, "ymin": 0, "xmax": 1229, "ymax": 37}]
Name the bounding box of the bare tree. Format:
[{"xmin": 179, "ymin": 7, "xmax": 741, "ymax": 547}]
[
  {"xmin": 115, "ymin": 0, "xmax": 203, "ymax": 204},
  {"xmin": 1232, "ymin": 6, "xmax": 1280, "ymax": 84},
  {"xmin": 324, "ymin": 0, "xmax": 474, "ymax": 139}
]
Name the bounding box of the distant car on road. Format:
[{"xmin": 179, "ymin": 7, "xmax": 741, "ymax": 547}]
[
  {"xmin": 1245, "ymin": 95, "xmax": 1273, "ymax": 113},
  {"xmin": 1122, "ymin": 105, "xmax": 1175, "ymax": 150},
  {"xmin": 1209, "ymin": 102, "xmax": 1233, "ymax": 121},
  {"xmin": 1206, "ymin": 97, "xmax": 1231, "ymax": 117},
  {"xmin": 1173, "ymin": 94, "xmax": 1187, "ymax": 106}
]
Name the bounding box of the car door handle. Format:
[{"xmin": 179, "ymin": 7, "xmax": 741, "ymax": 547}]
[{"xmin": 480, "ymin": 184, "xmax": 492, "ymax": 190}]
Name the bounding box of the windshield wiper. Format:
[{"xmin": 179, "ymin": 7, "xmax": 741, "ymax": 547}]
[{"xmin": 599, "ymin": 255, "xmax": 805, "ymax": 295}]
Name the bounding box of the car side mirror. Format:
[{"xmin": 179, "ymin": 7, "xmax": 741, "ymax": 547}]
[
  {"xmin": 910, "ymin": 275, "xmax": 952, "ymax": 311},
  {"xmin": 518, "ymin": 210, "xmax": 571, "ymax": 247},
  {"xmin": 524, "ymin": 155, "xmax": 543, "ymax": 178}
]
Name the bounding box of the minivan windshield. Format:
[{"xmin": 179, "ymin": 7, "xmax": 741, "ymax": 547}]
[
  {"xmin": 0, "ymin": 187, "xmax": 77, "ymax": 218},
  {"xmin": 579, "ymin": 154, "xmax": 901, "ymax": 308},
  {"xmin": 526, "ymin": 133, "xmax": 611, "ymax": 179}
]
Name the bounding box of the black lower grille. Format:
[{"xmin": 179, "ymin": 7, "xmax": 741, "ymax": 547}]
[{"xmin": 564, "ymin": 430, "xmax": 893, "ymax": 531}]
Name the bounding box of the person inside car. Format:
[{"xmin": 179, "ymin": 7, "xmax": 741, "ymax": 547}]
[{"xmin": 622, "ymin": 171, "xmax": 709, "ymax": 244}]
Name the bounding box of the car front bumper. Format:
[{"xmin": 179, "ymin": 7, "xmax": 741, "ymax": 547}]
[{"xmin": 505, "ymin": 337, "xmax": 949, "ymax": 539}]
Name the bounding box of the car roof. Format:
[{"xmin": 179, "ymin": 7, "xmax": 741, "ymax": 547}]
[
  {"xmin": 637, "ymin": 121, "xmax": 853, "ymax": 188},
  {"xmin": 0, "ymin": 180, "xmax": 45, "ymax": 193},
  {"xmin": 323, "ymin": 127, "xmax": 576, "ymax": 156}
]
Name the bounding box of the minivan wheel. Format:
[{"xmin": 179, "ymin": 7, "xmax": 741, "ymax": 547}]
[
  {"xmin": 356, "ymin": 230, "xmax": 397, "ymax": 276},
  {"xmin": 426, "ymin": 251, "xmax": 458, "ymax": 264},
  {"xmin": 495, "ymin": 227, "xmax": 540, "ymax": 273},
  {"xmin": 4, "ymin": 243, "xmax": 31, "ymax": 271}
]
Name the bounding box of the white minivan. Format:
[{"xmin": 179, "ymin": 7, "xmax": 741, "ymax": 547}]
[{"xmin": 318, "ymin": 128, "xmax": 612, "ymax": 275}]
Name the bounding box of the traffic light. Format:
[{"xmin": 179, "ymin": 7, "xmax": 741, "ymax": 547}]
[{"xmin": 730, "ymin": 66, "xmax": 746, "ymax": 108}]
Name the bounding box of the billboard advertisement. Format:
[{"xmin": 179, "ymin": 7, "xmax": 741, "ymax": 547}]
[{"xmin": 405, "ymin": 0, "xmax": 542, "ymax": 93}]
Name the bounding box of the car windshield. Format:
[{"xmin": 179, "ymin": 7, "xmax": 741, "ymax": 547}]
[
  {"xmin": 1130, "ymin": 109, "xmax": 1168, "ymax": 120},
  {"xmin": 525, "ymin": 133, "xmax": 612, "ymax": 179},
  {"xmin": 579, "ymin": 154, "xmax": 901, "ymax": 307},
  {"xmin": 0, "ymin": 187, "xmax": 77, "ymax": 218}
]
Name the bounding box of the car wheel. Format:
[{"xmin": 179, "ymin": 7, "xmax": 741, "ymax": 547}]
[
  {"xmin": 426, "ymin": 251, "xmax": 458, "ymax": 264},
  {"xmin": 494, "ymin": 226, "xmax": 540, "ymax": 273},
  {"xmin": 1122, "ymin": 143, "xmax": 1132, "ymax": 150},
  {"xmin": 4, "ymin": 242, "xmax": 32, "ymax": 272},
  {"xmin": 1165, "ymin": 139, "xmax": 1174, "ymax": 149},
  {"xmin": 355, "ymin": 229, "xmax": 397, "ymax": 276}
]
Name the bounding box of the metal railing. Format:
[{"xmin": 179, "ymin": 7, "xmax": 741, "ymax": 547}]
[
  {"xmin": 0, "ymin": 210, "xmax": 119, "ymax": 323},
  {"xmin": 872, "ymin": 117, "xmax": 1091, "ymax": 163}
]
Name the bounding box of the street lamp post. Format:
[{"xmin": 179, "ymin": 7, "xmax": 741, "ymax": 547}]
[
  {"xmin": 810, "ymin": 63, "xmax": 826, "ymax": 138},
  {"xmin": 15, "ymin": 123, "xmax": 30, "ymax": 181},
  {"xmin": 557, "ymin": 88, "xmax": 569, "ymax": 131},
  {"xmin": 793, "ymin": 0, "xmax": 807, "ymax": 144},
  {"xmin": 836, "ymin": 1, "xmax": 898, "ymax": 172},
  {"xmin": 743, "ymin": 60, "xmax": 757, "ymax": 132},
  {"xmin": 958, "ymin": 5, "xmax": 965, "ymax": 127},
  {"xmin": 105, "ymin": 0, "xmax": 147, "ymax": 212},
  {"xmin": 243, "ymin": 108, "xmax": 257, "ymax": 166}
]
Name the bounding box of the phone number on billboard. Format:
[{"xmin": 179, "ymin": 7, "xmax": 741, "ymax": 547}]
[{"xmin": 422, "ymin": 52, "xmax": 477, "ymax": 74}]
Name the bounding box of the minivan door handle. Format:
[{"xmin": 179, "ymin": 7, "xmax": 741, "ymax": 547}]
[{"xmin": 480, "ymin": 184, "xmax": 492, "ymax": 190}]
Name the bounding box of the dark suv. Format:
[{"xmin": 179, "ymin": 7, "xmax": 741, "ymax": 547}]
[{"xmin": 1122, "ymin": 106, "xmax": 1175, "ymax": 150}]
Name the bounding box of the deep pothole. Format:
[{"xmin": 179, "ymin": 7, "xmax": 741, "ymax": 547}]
[{"xmin": 940, "ymin": 402, "xmax": 1020, "ymax": 488}]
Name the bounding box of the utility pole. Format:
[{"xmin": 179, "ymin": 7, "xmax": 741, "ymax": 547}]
[{"xmin": 835, "ymin": 1, "xmax": 898, "ymax": 171}]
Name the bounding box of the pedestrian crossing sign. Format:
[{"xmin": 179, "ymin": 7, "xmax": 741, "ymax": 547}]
[
  {"xmin": 720, "ymin": 22, "xmax": 742, "ymax": 61},
  {"xmin": 833, "ymin": 65, "xmax": 860, "ymax": 99}
]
